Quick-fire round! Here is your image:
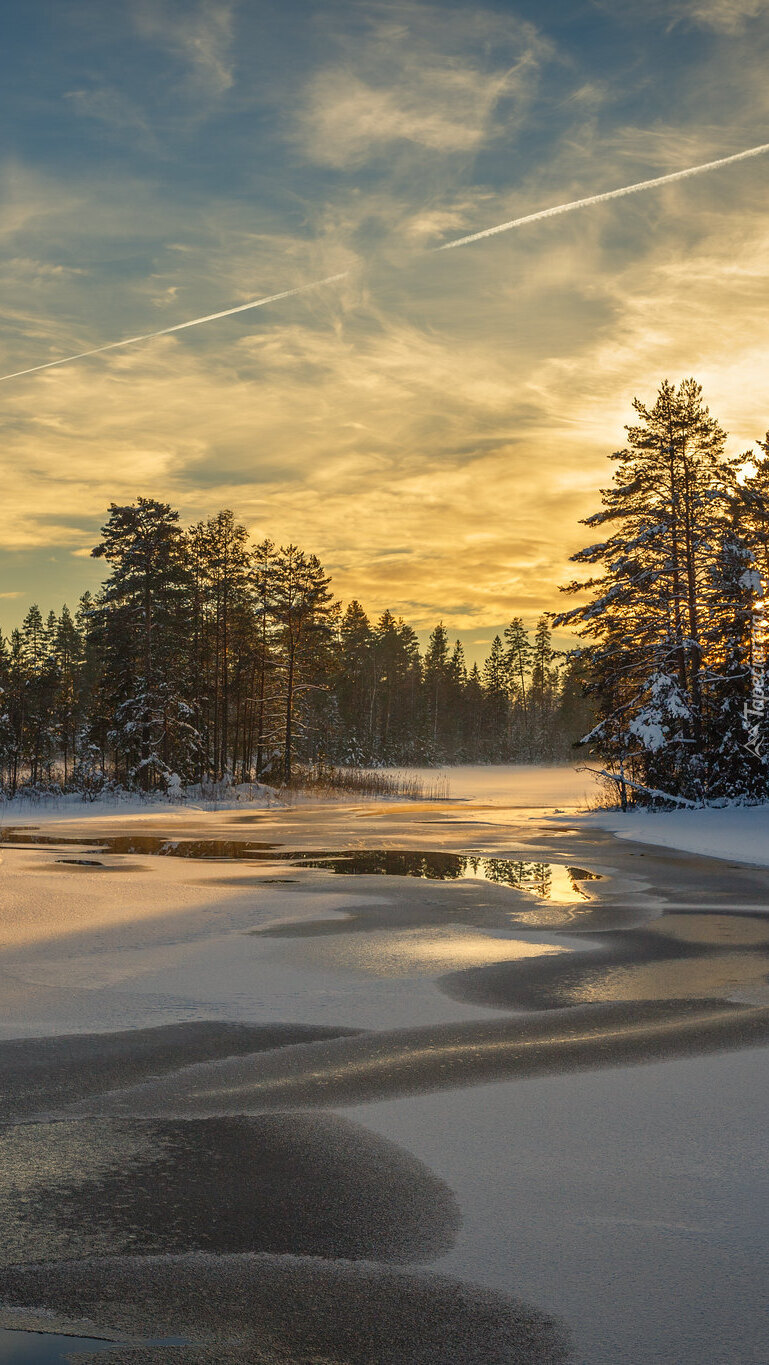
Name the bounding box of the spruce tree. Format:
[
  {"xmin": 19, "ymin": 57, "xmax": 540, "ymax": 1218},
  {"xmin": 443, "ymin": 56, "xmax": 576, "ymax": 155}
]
[
  {"xmin": 503, "ymin": 618, "xmax": 532, "ymax": 718},
  {"xmin": 0, "ymin": 632, "xmax": 14, "ymax": 790},
  {"xmin": 482, "ymin": 635, "xmax": 509, "ymax": 760},
  {"xmin": 337, "ymin": 601, "xmax": 375, "ymax": 763},
  {"xmin": 250, "ymin": 538, "xmax": 278, "ymax": 781},
  {"xmin": 188, "ymin": 510, "xmax": 251, "ymax": 781},
  {"xmin": 92, "ymin": 498, "xmax": 198, "ymax": 789},
  {"xmin": 268, "ymin": 545, "xmax": 336, "ymax": 784},
  {"xmin": 739, "ymin": 437, "xmax": 769, "ymax": 588},
  {"xmin": 423, "ymin": 623, "xmax": 450, "ymax": 755},
  {"xmin": 702, "ymin": 517, "xmax": 763, "ymax": 798},
  {"xmin": 52, "ymin": 606, "xmax": 83, "ymax": 786}
]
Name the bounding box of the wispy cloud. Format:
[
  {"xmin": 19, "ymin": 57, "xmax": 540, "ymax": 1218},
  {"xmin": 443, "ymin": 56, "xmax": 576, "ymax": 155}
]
[
  {"xmin": 3, "ymin": 118, "xmax": 769, "ymax": 619},
  {"xmin": 298, "ymin": 68, "xmax": 511, "ymax": 167},
  {"xmin": 294, "ymin": 4, "xmax": 550, "ymax": 168},
  {"xmin": 592, "ymin": 0, "xmax": 765, "ymax": 32},
  {"xmin": 134, "ymin": 0, "xmax": 236, "ymax": 99},
  {"xmin": 4, "ymin": 0, "xmax": 769, "ymax": 636},
  {"xmin": 64, "ymin": 86, "xmax": 156, "ymax": 147},
  {"xmin": 0, "ymin": 164, "xmax": 82, "ymax": 245},
  {"xmin": 676, "ymin": 0, "xmax": 765, "ymax": 31}
]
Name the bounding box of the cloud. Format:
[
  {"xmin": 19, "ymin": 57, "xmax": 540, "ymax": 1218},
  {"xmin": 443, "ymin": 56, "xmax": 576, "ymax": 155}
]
[
  {"xmin": 0, "ymin": 294, "xmax": 594, "ymax": 626},
  {"xmin": 592, "ymin": 0, "xmax": 764, "ymax": 32},
  {"xmin": 2, "ymin": 258, "xmax": 86, "ymax": 281},
  {"xmin": 63, "ymin": 87, "xmax": 156, "ymax": 148},
  {"xmin": 5, "ymin": 0, "xmax": 769, "ymax": 638},
  {"xmin": 0, "ymin": 591, "xmax": 24, "ymax": 600},
  {"xmin": 134, "ymin": 0, "xmax": 235, "ymax": 98},
  {"xmin": 4, "ymin": 121, "xmax": 769, "ymax": 626},
  {"xmin": 294, "ymin": 4, "xmax": 549, "ymax": 168},
  {"xmin": 0, "ymin": 164, "xmax": 82, "ymax": 245},
  {"xmin": 676, "ymin": 0, "xmax": 765, "ymax": 30},
  {"xmin": 298, "ymin": 69, "xmax": 510, "ymax": 167}
]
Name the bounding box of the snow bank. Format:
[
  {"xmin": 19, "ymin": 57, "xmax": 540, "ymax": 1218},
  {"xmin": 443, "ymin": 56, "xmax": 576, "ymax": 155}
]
[
  {"xmin": 586, "ymin": 804, "xmax": 769, "ymax": 868},
  {"xmin": 0, "ymin": 782, "xmax": 283, "ymax": 825}
]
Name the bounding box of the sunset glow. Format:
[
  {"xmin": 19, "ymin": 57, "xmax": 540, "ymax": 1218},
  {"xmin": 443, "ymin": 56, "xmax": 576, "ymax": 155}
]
[{"xmin": 2, "ymin": 0, "xmax": 769, "ymax": 649}]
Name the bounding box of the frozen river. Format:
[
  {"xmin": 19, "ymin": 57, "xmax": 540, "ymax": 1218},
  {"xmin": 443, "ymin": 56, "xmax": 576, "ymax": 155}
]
[
  {"xmin": 396, "ymin": 763, "xmax": 598, "ymax": 808},
  {"xmin": 0, "ymin": 765, "xmax": 768, "ymax": 1363}
]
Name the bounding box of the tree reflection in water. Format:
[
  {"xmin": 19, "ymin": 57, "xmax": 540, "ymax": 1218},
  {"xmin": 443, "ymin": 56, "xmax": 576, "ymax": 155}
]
[{"xmin": 0, "ymin": 831, "xmax": 601, "ymax": 902}]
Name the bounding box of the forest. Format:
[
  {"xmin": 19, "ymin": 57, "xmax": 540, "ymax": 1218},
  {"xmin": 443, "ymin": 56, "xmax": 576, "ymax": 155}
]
[
  {"xmin": 558, "ymin": 378, "xmax": 769, "ymax": 805},
  {"xmin": 5, "ymin": 376, "xmax": 764, "ymax": 807},
  {"xmin": 0, "ymin": 503, "xmax": 587, "ymax": 796}
]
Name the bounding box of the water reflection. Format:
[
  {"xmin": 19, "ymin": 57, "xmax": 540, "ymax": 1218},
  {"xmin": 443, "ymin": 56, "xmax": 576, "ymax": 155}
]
[
  {"xmin": 0, "ymin": 831, "xmax": 279, "ymax": 860},
  {"xmin": 0, "ymin": 1326, "xmax": 187, "ymax": 1362},
  {"xmin": 56, "ymin": 858, "xmax": 104, "ymax": 867},
  {"xmin": 277, "ymin": 852, "xmax": 601, "ymax": 902},
  {"xmin": 1, "ymin": 831, "xmax": 601, "ymax": 902}
]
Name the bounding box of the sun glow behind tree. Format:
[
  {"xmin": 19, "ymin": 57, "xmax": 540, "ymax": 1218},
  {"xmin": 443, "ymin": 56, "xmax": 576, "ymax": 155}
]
[{"xmin": 557, "ymin": 379, "xmax": 769, "ymax": 804}]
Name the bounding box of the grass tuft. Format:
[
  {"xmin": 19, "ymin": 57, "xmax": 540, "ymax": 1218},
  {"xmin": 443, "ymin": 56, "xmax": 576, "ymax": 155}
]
[{"xmin": 284, "ymin": 764, "xmax": 450, "ymax": 802}]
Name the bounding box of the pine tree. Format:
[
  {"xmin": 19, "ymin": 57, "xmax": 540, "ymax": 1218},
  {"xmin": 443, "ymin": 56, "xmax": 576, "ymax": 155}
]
[
  {"xmin": 531, "ymin": 617, "xmax": 556, "ymax": 712},
  {"xmin": 53, "ymin": 605, "xmax": 83, "ymax": 786},
  {"xmin": 0, "ymin": 631, "xmax": 14, "ymax": 790},
  {"xmin": 557, "ymin": 379, "xmax": 737, "ymax": 800},
  {"xmin": 366, "ymin": 613, "xmax": 423, "ymax": 762},
  {"xmin": 465, "ymin": 661, "xmax": 484, "ymax": 758},
  {"xmin": 337, "ymin": 601, "xmax": 376, "ymax": 763},
  {"xmin": 701, "ymin": 516, "xmax": 763, "ymax": 798},
  {"xmin": 503, "ymin": 618, "xmax": 532, "ymax": 717},
  {"xmin": 21, "ymin": 604, "xmax": 59, "ymax": 784},
  {"xmin": 423, "ymin": 623, "xmax": 450, "ymax": 755},
  {"xmin": 250, "ymin": 538, "xmax": 278, "ymax": 781},
  {"xmin": 75, "ymin": 592, "xmax": 107, "ymax": 777},
  {"xmin": 4, "ymin": 630, "xmax": 26, "ymax": 794},
  {"xmin": 447, "ymin": 640, "xmax": 468, "ymax": 757},
  {"xmin": 188, "ymin": 510, "xmax": 251, "ymax": 781},
  {"xmin": 739, "ymin": 437, "xmax": 769, "ymax": 589},
  {"xmin": 92, "ymin": 498, "xmax": 199, "ymax": 789},
  {"xmin": 268, "ymin": 545, "xmax": 336, "ymax": 784},
  {"xmin": 482, "ymin": 635, "xmax": 509, "ymax": 760}
]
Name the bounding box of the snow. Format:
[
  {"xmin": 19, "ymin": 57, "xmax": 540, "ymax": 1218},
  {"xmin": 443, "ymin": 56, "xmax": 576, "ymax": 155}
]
[
  {"xmin": 345, "ymin": 1049, "xmax": 769, "ymax": 1365},
  {"xmin": 0, "ymin": 819, "xmax": 517, "ymax": 1038},
  {"xmin": 0, "ymin": 765, "xmax": 594, "ymax": 831},
  {"xmin": 2, "ymin": 765, "xmax": 769, "ymax": 1362},
  {"xmin": 585, "ymin": 803, "xmax": 769, "ymax": 868},
  {"xmin": 627, "ymin": 715, "xmax": 667, "ymax": 751},
  {"xmin": 405, "ymin": 764, "xmax": 596, "ymax": 810},
  {"xmin": 4, "ymin": 766, "xmax": 768, "ymax": 872},
  {"xmin": 0, "ymin": 783, "xmax": 282, "ymax": 826}
]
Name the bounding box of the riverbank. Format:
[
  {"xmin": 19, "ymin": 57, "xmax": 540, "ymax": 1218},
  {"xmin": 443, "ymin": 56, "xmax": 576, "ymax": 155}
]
[{"xmin": 583, "ymin": 802, "xmax": 769, "ymax": 869}]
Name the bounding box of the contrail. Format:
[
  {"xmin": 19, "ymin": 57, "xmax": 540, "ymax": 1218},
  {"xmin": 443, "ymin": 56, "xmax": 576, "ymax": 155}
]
[
  {"xmin": 2, "ymin": 139, "xmax": 769, "ymax": 383},
  {"xmin": 0, "ymin": 272, "xmax": 349, "ymax": 383},
  {"xmin": 435, "ymin": 140, "xmax": 769, "ymax": 250}
]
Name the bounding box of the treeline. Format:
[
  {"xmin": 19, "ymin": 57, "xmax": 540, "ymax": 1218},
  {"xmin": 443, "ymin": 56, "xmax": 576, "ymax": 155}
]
[
  {"xmin": 558, "ymin": 378, "xmax": 769, "ymax": 805},
  {"xmin": 0, "ymin": 499, "xmax": 587, "ymax": 796}
]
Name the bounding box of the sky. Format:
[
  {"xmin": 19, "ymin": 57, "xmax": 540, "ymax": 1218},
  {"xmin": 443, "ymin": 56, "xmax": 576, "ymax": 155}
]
[{"xmin": 2, "ymin": 0, "xmax": 769, "ymax": 661}]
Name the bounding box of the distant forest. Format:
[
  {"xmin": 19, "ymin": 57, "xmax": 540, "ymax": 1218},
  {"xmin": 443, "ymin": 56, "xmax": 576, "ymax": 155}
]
[
  {"xmin": 0, "ymin": 502, "xmax": 590, "ymax": 795},
  {"xmin": 558, "ymin": 378, "xmax": 769, "ymax": 806}
]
